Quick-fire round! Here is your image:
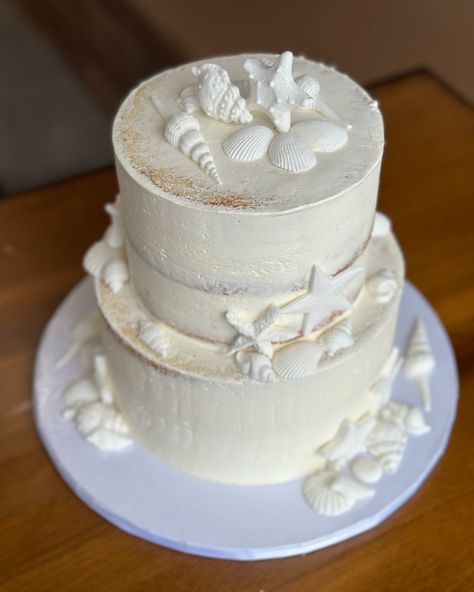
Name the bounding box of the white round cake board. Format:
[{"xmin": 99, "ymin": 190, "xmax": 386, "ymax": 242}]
[{"xmin": 34, "ymin": 278, "xmax": 458, "ymax": 561}]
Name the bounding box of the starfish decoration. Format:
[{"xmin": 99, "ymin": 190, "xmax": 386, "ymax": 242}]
[
  {"xmin": 244, "ymin": 51, "xmax": 311, "ymax": 133},
  {"xmin": 282, "ymin": 264, "xmax": 364, "ymax": 336},
  {"xmin": 320, "ymin": 416, "xmax": 377, "ymax": 470},
  {"xmin": 226, "ymin": 304, "xmax": 299, "ymax": 358}
]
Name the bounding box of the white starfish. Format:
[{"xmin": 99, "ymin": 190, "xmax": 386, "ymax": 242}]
[
  {"xmin": 320, "ymin": 416, "xmax": 376, "ymax": 470},
  {"xmin": 244, "ymin": 51, "xmax": 311, "ymax": 133},
  {"xmin": 226, "ymin": 304, "xmax": 298, "ymax": 357},
  {"xmin": 282, "ymin": 264, "xmax": 364, "ymax": 336}
]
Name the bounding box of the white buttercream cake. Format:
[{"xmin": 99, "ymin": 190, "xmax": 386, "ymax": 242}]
[{"xmin": 63, "ymin": 52, "xmax": 433, "ymax": 516}]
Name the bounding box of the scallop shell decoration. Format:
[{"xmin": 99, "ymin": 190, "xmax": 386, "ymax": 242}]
[
  {"xmin": 366, "ymin": 269, "xmax": 398, "ymax": 304},
  {"xmin": 320, "ymin": 318, "xmax": 353, "ymax": 357},
  {"xmin": 235, "ymin": 351, "xmax": 276, "ymax": 382},
  {"xmin": 366, "ymin": 419, "xmax": 408, "ymax": 474},
  {"xmin": 222, "ymin": 125, "xmax": 274, "ymax": 162},
  {"xmin": 164, "ymin": 111, "xmax": 222, "ymax": 184},
  {"xmin": 139, "ymin": 320, "xmax": 168, "ymax": 357},
  {"xmin": 83, "ymin": 240, "xmax": 116, "ymax": 278},
  {"xmin": 103, "ymin": 256, "xmax": 129, "ymax": 293},
  {"xmin": 291, "ymin": 120, "xmax": 349, "ymax": 153},
  {"xmin": 304, "ymin": 469, "xmax": 374, "ymax": 516},
  {"xmin": 185, "ymin": 63, "xmax": 253, "ymax": 125},
  {"xmin": 272, "ymin": 341, "xmax": 322, "ymax": 380},
  {"xmin": 268, "ymin": 133, "xmax": 317, "ymax": 173}
]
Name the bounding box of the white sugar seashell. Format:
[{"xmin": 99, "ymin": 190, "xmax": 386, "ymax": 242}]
[
  {"xmin": 62, "ymin": 378, "xmax": 98, "ymax": 419},
  {"xmin": 320, "ymin": 318, "xmax": 353, "ymax": 357},
  {"xmin": 83, "ymin": 240, "xmax": 115, "ymax": 278},
  {"xmin": 164, "ymin": 112, "xmax": 222, "ymax": 184},
  {"xmin": 272, "ymin": 341, "xmax": 322, "ymax": 380},
  {"xmin": 371, "ymin": 212, "xmax": 392, "ymax": 237},
  {"xmin": 235, "ymin": 351, "xmax": 276, "ymax": 382},
  {"xmin": 191, "ymin": 63, "xmax": 252, "ymax": 124},
  {"xmin": 86, "ymin": 428, "xmax": 132, "ymax": 451},
  {"xmin": 403, "ymin": 319, "xmax": 435, "ymax": 412},
  {"xmin": 97, "ymin": 404, "xmax": 130, "ymax": 435},
  {"xmin": 222, "ymin": 125, "xmax": 273, "ymax": 162},
  {"xmin": 139, "ymin": 320, "xmax": 168, "ymax": 357},
  {"xmin": 291, "ymin": 120, "xmax": 348, "ymax": 153},
  {"xmin": 268, "ymin": 133, "xmax": 317, "ymax": 173},
  {"xmin": 104, "ymin": 196, "xmax": 125, "ymax": 248},
  {"xmin": 295, "ymin": 74, "xmax": 320, "ymax": 99},
  {"xmin": 320, "ymin": 416, "xmax": 376, "ymax": 469},
  {"xmin": 366, "ymin": 269, "xmax": 398, "ymax": 303},
  {"xmin": 75, "ymin": 401, "xmax": 106, "ymax": 436},
  {"xmin": 93, "ymin": 354, "xmax": 114, "ymax": 404},
  {"xmin": 177, "ymin": 85, "xmax": 200, "ymax": 113},
  {"xmin": 381, "ymin": 401, "xmax": 430, "ymax": 436},
  {"xmin": 103, "ymin": 256, "xmax": 129, "ymax": 293},
  {"xmin": 351, "ymin": 456, "xmax": 383, "ymax": 484},
  {"xmin": 304, "ymin": 469, "xmax": 374, "ymax": 516},
  {"xmin": 366, "ymin": 419, "xmax": 407, "ymax": 474}
]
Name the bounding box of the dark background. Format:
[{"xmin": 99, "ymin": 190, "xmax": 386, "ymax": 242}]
[{"xmin": 1, "ymin": 0, "xmax": 472, "ymax": 195}]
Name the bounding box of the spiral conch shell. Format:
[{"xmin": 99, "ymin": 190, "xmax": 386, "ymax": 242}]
[
  {"xmin": 235, "ymin": 351, "xmax": 276, "ymax": 382},
  {"xmin": 179, "ymin": 63, "xmax": 252, "ymax": 125},
  {"xmin": 165, "ymin": 112, "xmax": 222, "ymax": 184}
]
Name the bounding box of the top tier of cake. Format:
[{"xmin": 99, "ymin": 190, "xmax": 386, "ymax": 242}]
[{"xmin": 112, "ymin": 53, "xmax": 385, "ymax": 341}]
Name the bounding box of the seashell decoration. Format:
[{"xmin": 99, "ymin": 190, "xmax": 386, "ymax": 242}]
[
  {"xmin": 104, "ymin": 196, "xmax": 125, "ymax": 248},
  {"xmin": 164, "ymin": 112, "xmax": 222, "ymax": 184},
  {"xmin": 235, "ymin": 351, "xmax": 276, "ymax": 382},
  {"xmin": 83, "ymin": 240, "xmax": 116, "ymax": 278},
  {"xmin": 366, "ymin": 419, "xmax": 407, "ymax": 474},
  {"xmin": 294, "ymin": 73, "xmax": 349, "ymax": 129},
  {"xmin": 403, "ymin": 319, "xmax": 435, "ymax": 412},
  {"xmin": 380, "ymin": 401, "xmax": 430, "ymax": 436},
  {"xmin": 272, "ymin": 341, "xmax": 322, "ymax": 380},
  {"xmin": 86, "ymin": 428, "xmax": 132, "ymax": 451},
  {"xmin": 351, "ymin": 455, "xmax": 383, "ymax": 484},
  {"xmin": 291, "ymin": 120, "xmax": 349, "ymax": 153},
  {"xmin": 190, "ymin": 63, "xmax": 252, "ymax": 124},
  {"xmin": 55, "ymin": 311, "xmax": 101, "ymax": 369},
  {"xmin": 222, "ymin": 125, "xmax": 274, "ymax": 162},
  {"xmin": 177, "ymin": 85, "xmax": 200, "ymax": 113},
  {"xmin": 371, "ymin": 212, "xmax": 392, "ymax": 238},
  {"xmin": 268, "ymin": 132, "xmax": 317, "ymax": 173},
  {"xmin": 366, "ymin": 269, "xmax": 398, "ymax": 304},
  {"xmin": 320, "ymin": 416, "xmax": 376, "ymax": 469},
  {"xmin": 139, "ymin": 320, "xmax": 168, "ymax": 357},
  {"xmin": 319, "ymin": 318, "xmax": 353, "ymax": 357},
  {"xmin": 295, "ymin": 74, "xmax": 320, "ymax": 99},
  {"xmin": 93, "ymin": 354, "xmax": 114, "ymax": 404},
  {"xmin": 62, "ymin": 378, "xmax": 98, "ymax": 419},
  {"xmin": 304, "ymin": 469, "xmax": 375, "ymax": 516},
  {"xmin": 103, "ymin": 256, "xmax": 129, "ymax": 293},
  {"xmin": 370, "ymin": 347, "xmax": 403, "ymax": 412}
]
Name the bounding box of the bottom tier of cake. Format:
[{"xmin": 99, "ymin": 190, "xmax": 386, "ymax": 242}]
[{"xmin": 96, "ymin": 230, "xmax": 404, "ymax": 485}]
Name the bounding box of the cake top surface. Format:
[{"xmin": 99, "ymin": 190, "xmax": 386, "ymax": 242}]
[{"xmin": 113, "ymin": 53, "xmax": 384, "ymax": 213}]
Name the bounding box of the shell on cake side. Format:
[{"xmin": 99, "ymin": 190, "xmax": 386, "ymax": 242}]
[{"xmin": 272, "ymin": 341, "xmax": 322, "ymax": 380}]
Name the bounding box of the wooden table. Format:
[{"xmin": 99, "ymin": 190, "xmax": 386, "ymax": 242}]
[{"xmin": 1, "ymin": 73, "xmax": 473, "ymax": 591}]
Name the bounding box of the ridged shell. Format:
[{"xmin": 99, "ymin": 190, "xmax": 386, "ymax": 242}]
[
  {"xmin": 380, "ymin": 402, "xmax": 430, "ymax": 436},
  {"xmin": 62, "ymin": 378, "xmax": 98, "ymax": 419},
  {"xmin": 139, "ymin": 321, "xmax": 168, "ymax": 357},
  {"xmin": 87, "ymin": 428, "xmax": 132, "ymax": 451},
  {"xmin": 304, "ymin": 469, "xmax": 374, "ymax": 516},
  {"xmin": 235, "ymin": 351, "xmax": 276, "ymax": 382},
  {"xmin": 320, "ymin": 318, "xmax": 353, "ymax": 357},
  {"xmin": 295, "ymin": 74, "xmax": 320, "ymax": 99},
  {"xmin": 268, "ymin": 133, "xmax": 317, "ymax": 173},
  {"xmin": 403, "ymin": 319, "xmax": 434, "ymax": 411},
  {"xmin": 351, "ymin": 456, "xmax": 383, "ymax": 484},
  {"xmin": 177, "ymin": 85, "xmax": 200, "ymax": 113},
  {"xmin": 291, "ymin": 120, "xmax": 348, "ymax": 153},
  {"xmin": 103, "ymin": 256, "xmax": 129, "ymax": 293},
  {"xmin": 366, "ymin": 419, "xmax": 407, "ymax": 474},
  {"xmin": 222, "ymin": 125, "xmax": 273, "ymax": 162},
  {"xmin": 272, "ymin": 341, "xmax": 322, "ymax": 380},
  {"xmin": 371, "ymin": 212, "xmax": 392, "ymax": 237},
  {"xmin": 366, "ymin": 269, "xmax": 397, "ymax": 303},
  {"xmin": 93, "ymin": 354, "xmax": 114, "ymax": 404},
  {"xmin": 83, "ymin": 240, "xmax": 115, "ymax": 278},
  {"xmin": 165, "ymin": 112, "xmax": 200, "ymax": 146}
]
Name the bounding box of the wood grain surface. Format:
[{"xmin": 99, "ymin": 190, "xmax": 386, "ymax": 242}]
[{"xmin": 1, "ymin": 73, "xmax": 473, "ymax": 591}]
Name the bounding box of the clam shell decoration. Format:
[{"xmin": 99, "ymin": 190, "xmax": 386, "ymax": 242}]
[
  {"xmin": 268, "ymin": 133, "xmax": 317, "ymax": 173},
  {"xmin": 103, "ymin": 256, "xmax": 129, "ymax": 293},
  {"xmin": 304, "ymin": 469, "xmax": 374, "ymax": 516},
  {"xmin": 235, "ymin": 351, "xmax": 276, "ymax": 382},
  {"xmin": 366, "ymin": 269, "xmax": 397, "ymax": 304},
  {"xmin": 139, "ymin": 320, "xmax": 168, "ymax": 357},
  {"xmin": 83, "ymin": 240, "xmax": 116, "ymax": 278},
  {"xmin": 291, "ymin": 120, "xmax": 349, "ymax": 153},
  {"xmin": 222, "ymin": 125, "xmax": 274, "ymax": 162},
  {"xmin": 190, "ymin": 63, "xmax": 252, "ymax": 125},
  {"xmin": 272, "ymin": 341, "xmax": 322, "ymax": 380},
  {"xmin": 351, "ymin": 456, "xmax": 383, "ymax": 484},
  {"xmin": 320, "ymin": 318, "xmax": 353, "ymax": 357},
  {"xmin": 165, "ymin": 112, "xmax": 222, "ymax": 184},
  {"xmin": 366, "ymin": 419, "xmax": 407, "ymax": 474}
]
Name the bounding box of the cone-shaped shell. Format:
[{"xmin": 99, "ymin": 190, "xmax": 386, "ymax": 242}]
[
  {"xmin": 291, "ymin": 120, "xmax": 348, "ymax": 153},
  {"xmin": 83, "ymin": 240, "xmax": 116, "ymax": 278},
  {"xmin": 404, "ymin": 319, "xmax": 434, "ymax": 377},
  {"xmin": 272, "ymin": 341, "xmax": 322, "ymax": 380},
  {"xmin": 103, "ymin": 256, "xmax": 129, "ymax": 293},
  {"xmin": 165, "ymin": 112, "xmax": 200, "ymax": 146},
  {"xmin": 139, "ymin": 320, "xmax": 168, "ymax": 357},
  {"xmin": 371, "ymin": 212, "xmax": 392, "ymax": 237},
  {"xmin": 320, "ymin": 319, "xmax": 353, "ymax": 357},
  {"xmin": 295, "ymin": 74, "xmax": 320, "ymax": 99},
  {"xmin": 268, "ymin": 133, "xmax": 317, "ymax": 173},
  {"xmin": 222, "ymin": 125, "xmax": 273, "ymax": 162}
]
